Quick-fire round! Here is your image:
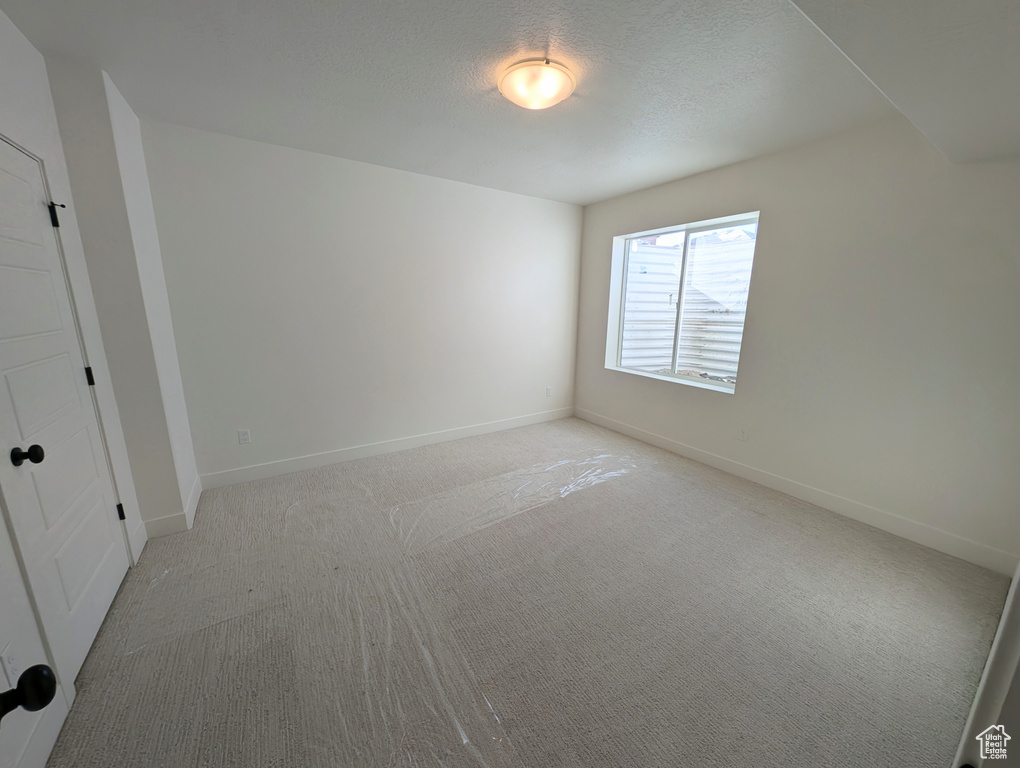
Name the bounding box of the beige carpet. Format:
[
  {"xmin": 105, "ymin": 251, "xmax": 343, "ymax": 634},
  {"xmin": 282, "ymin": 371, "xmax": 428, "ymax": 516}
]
[{"xmin": 48, "ymin": 418, "xmax": 1007, "ymax": 767}]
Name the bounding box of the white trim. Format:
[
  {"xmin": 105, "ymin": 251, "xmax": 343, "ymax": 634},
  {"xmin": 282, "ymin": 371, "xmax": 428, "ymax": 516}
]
[
  {"xmin": 143, "ymin": 511, "xmax": 189, "ymax": 539},
  {"xmin": 611, "ymin": 211, "xmax": 760, "ymax": 241},
  {"xmin": 183, "ymin": 474, "xmax": 202, "ymax": 528},
  {"xmin": 126, "ymin": 519, "xmax": 147, "ymax": 564},
  {"xmin": 201, "ymin": 407, "xmax": 575, "ymax": 490},
  {"xmin": 143, "ymin": 476, "xmax": 200, "ymax": 538},
  {"xmin": 604, "ymin": 235, "xmax": 626, "ymax": 369},
  {"xmin": 575, "ymin": 407, "xmax": 1019, "ymax": 575},
  {"xmin": 604, "ymin": 365, "xmax": 735, "ymax": 394},
  {"xmin": 954, "ymin": 559, "xmax": 1020, "ymax": 766}
]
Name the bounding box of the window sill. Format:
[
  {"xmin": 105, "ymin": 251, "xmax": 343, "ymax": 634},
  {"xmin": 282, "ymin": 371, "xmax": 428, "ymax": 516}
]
[{"xmin": 604, "ymin": 365, "xmax": 735, "ymax": 394}]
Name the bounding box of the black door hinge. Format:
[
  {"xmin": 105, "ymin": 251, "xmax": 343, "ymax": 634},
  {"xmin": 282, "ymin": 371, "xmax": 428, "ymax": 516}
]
[
  {"xmin": 85, "ymin": 366, "xmax": 95, "ymax": 386},
  {"xmin": 116, "ymin": 504, "xmax": 126, "ymax": 521},
  {"xmin": 48, "ymin": 202, "xmax": 65, "ymax": 228}
]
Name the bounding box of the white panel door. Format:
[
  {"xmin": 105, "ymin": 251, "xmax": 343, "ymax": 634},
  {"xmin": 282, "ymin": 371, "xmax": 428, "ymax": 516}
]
[
  {"xmin": 0, "ymin": 522, "xmax": 69, "ymax": 768},
  {"xmin": 0, "ymin": 136, "xmax": 129, "ymax": 683}
]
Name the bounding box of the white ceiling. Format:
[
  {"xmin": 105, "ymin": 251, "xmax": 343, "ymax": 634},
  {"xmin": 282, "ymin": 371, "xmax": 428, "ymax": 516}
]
[
  {"xmin": 791, "ymin": 0, "xmax": 1020, "ymax": 164},
  {"xmin": 0, "ymin": 0, "xmax": 906, "ymax": 204}
]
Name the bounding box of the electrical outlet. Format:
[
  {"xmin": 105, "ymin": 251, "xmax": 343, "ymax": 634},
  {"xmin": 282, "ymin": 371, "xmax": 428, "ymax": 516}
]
[
  {"xmin": 238, "ymin": 429, "xmax": 251, "ymax": 445},
  {"xmin": 1, "ymin": 645, "xmax": 21, "ymax": 687},
  {"xmin": 737, "ymin": 428, "xmax": 748, "ymax": 442},
  {"xmin": 545, "ymin": 386, "xmax": 552, "ymax": 398}
]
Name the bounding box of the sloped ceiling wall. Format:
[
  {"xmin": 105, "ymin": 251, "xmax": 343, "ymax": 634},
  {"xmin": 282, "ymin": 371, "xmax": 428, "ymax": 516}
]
[{"xmin": 792, "ymin": 0, "xmax": 1020, "ymax": 163}]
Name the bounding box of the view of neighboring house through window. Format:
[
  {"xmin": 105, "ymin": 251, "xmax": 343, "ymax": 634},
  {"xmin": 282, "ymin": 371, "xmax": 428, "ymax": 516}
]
[{"xmin": 606, "ymin": 213, "xmax": 759, "ymax": 393}]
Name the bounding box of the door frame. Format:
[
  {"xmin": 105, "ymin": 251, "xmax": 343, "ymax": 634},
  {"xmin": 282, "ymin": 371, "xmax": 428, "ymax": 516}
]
[{"xmin": 954, "ymin": 560, "xmax": 1020, "ymax": 767}]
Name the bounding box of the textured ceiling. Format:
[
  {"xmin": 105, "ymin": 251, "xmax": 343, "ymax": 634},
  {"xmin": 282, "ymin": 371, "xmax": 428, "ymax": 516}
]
[
  {"xmin": 791, "ymin": 0, "xmax": 1020, "ymax": 164},
  {"xmin": 1, "ymin": 0, "xmax": 895, "ymax": 204}
]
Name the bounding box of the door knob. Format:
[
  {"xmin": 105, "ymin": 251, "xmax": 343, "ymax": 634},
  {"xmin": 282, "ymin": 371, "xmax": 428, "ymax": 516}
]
[
  {"xmin": 0, "ymin": 665, "xmax": 57, "ymax": 727},
  {"xmin": 10, "ymin": 445, "xmax": 44, "ymax": 466}
]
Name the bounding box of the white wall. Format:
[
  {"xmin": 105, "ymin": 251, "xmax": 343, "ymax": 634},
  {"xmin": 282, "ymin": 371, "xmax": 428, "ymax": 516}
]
[
  {"xmin": 0, "ymin": 8, "xmax": 135, "ymax": 764},
  {"xmin": 0, "ymin": 27, "xmax": 146, "ymax": 565},
  {"xmin": 141, "ymin": 122, "xmax": 581, "ymax": 486},
  {"xmin": 576, "ymin": 115, "xmax": 1020, "ymax": 574},
  {"xmin": 46, "ymin": 61, "xmax": 196, "ymax": 537},
  {"xmin": 104, "ymin": 74, "xmax": 201, "ymax": 528}
]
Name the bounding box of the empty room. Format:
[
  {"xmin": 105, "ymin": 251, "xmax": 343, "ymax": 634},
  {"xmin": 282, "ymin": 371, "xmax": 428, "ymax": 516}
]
[{"xmin": 0, "ymin": 0, "xmax": 1018, "ymax": 766}]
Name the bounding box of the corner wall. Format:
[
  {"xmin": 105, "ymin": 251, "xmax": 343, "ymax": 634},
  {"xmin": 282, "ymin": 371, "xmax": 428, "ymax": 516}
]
[
  {"xmin": 103, "ymin": 74, "xmax": 201, "ymax": 529},
  {"xmin": 576, "ymin": 115, "xmax": 1020, "ymax": 574},
  {"xmin": 0, "ymin": 8, "xmax": 137, "ymax": 763},
  {"xmin": 141, "ymin": 121, "xmax": 581, "ymax": 486},
  {"xmin": 46, "ymin": 60, "xmax": 198, "ymax": 537},
  {"xmin": 0, "ymin": 19, "xmax": 147, "ymax": 563}
]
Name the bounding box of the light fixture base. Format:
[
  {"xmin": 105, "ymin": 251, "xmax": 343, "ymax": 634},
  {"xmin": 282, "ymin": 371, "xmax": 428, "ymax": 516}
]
[{"xmin": 498, "ymin": 59, "xmax": 576, "ymax": 110}]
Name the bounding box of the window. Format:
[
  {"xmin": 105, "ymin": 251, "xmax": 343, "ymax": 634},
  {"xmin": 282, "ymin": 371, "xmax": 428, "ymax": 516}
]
[{"xmin": 605, "ymin": 212, "xmax": 759, "ymax": 394}]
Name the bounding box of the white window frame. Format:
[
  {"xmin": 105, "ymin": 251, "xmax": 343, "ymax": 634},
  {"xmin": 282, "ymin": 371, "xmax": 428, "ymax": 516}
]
[{"xmin": 605, "ymin": 211, "xmax": 760, "ymax": 395}]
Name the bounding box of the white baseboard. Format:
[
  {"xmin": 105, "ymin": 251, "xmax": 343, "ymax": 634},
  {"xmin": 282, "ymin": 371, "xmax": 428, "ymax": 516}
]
[
  {"xmin": 183, "ymin": 474, "xmax": 202, "ymax": 528},
  {"xmin": 140, "ymin": 475, "xmax": 202, "ymax": 541},
  {"xmin": 200, "ymin": 407, "xmax": 575, "ymax": 491},
  {"xmin": 575, "ymin": 407, "xmax": 1019, "ymax": 575},
  {"xmin": 143, "ymin": 511, "xmax": 190, "ymax": 539}
]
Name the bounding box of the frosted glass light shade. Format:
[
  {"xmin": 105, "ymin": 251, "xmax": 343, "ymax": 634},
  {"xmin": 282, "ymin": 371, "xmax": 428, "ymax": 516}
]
[{"xmin": 498, "ymin": 60, "xmax": 575, "ymax": 110}]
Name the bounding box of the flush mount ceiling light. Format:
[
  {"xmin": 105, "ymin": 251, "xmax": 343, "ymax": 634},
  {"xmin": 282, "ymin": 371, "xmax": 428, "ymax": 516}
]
[{"xmin": 498, "ymin": 59, "xmax": 576, "ymax": 110}]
